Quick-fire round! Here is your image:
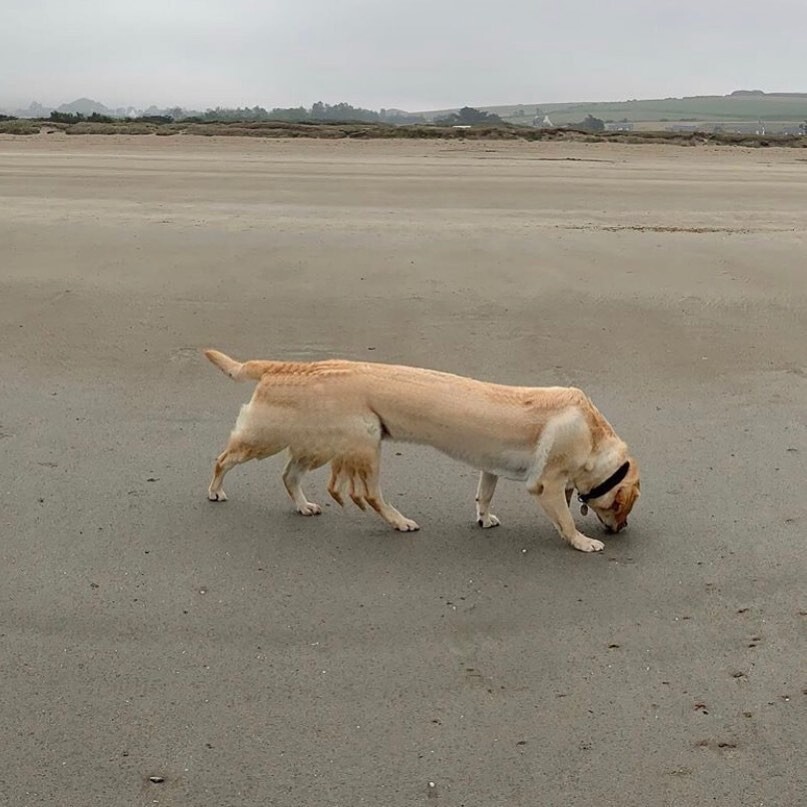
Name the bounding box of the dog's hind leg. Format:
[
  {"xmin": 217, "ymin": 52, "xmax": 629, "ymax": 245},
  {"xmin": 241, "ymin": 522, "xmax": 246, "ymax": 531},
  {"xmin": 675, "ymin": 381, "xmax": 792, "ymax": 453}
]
[
  {"xmin": 282, "ymin": 456, "xmax": 323, "ymax": 516},
  {"xmin": 327, "ymin": 459, "xmax": 346, "ymax": 507},
  {"xmin": 331, "ymin": 443, "xmax": 419, "ymax": 532},
  {"xmin": 207, "ymin": 441, "xmax": 249, "ymax": 502},
  {"xmin": 362, "ymin": 450, "xmax": 419, "ymax": 532},
  {"xmin": 364, "ymin": 461, "xmax": 420, "ymax": 532},
  {"xmin": 475, "ymin": 471, "xmax": 501, "ymax": 528},
  {"xmin": 207, "ymin": 437, "xmax": 283, "ymax": 502}
]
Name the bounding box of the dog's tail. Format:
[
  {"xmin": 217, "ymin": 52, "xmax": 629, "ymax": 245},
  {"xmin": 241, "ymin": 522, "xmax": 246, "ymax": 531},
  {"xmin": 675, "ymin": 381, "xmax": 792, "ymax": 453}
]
[{"xmin": 203, "ymin": 349, "xmax": 274, "ymax": 382}]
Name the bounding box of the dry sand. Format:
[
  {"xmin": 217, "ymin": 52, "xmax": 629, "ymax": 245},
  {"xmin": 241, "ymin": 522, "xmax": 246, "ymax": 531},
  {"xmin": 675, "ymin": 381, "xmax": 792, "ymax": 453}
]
[{"xmin": 1, "ymin": 133, "xmax": 805, "ymax": 805}]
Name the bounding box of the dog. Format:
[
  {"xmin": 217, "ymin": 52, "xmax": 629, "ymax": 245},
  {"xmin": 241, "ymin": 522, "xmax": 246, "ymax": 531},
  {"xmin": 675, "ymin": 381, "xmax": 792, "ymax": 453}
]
[{"xmin": 203, "ymin": 350, "xmax": 640, "ymax": 552}]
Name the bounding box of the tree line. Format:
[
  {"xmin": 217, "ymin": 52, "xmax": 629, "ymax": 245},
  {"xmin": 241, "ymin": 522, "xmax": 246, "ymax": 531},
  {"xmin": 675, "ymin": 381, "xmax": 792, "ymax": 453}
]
[
  {"xmin": 43, "ymin": 103, "xmax": 501, "ymax": 126},
  {"xmin": 176, "ymin": 102, "xmax": 427, "ymax": 124}
]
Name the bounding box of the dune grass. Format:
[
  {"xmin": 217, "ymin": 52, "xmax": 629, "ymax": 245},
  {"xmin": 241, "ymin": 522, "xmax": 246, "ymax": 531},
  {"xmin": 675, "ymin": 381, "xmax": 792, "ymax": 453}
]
[{"xmin": 2, "ymin": 117, "xmax": 806, "ymax": 147}]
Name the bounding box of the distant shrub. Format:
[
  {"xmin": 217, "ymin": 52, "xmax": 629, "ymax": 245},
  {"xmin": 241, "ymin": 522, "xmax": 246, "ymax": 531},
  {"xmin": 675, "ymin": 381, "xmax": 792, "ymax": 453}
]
[
  {"xmin": 65, "ymin": 122, "xmax": 153, "ymax": 135},
  {"xmin": 50, "ymin": 111, "xmax": 83, "ymax": 124},
  {"xmin": 574, "ymin": 115, "xmax": 606, "ymax": 132},
  {"xmin": 49, "ymin": 111, "xmax": 117, "ymax": 124},
  {"xmin": 435, "ymin": 106, "xmax": 504, "ymax": 126},
  {"xmin": 132, "ymin": 115, "xmax": 173, "ymax": 124},
  {"xmin": 0, "ymin": 119, "xmax": 38, "ymax": 134}
]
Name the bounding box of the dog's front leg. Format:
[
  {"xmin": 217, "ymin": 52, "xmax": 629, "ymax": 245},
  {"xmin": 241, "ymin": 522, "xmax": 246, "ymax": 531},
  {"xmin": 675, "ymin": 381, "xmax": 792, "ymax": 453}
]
[
  {"xmin": 475, "ymin": 471, "xmax": 501, "ymax": 528},
  {"xmin": 531, "ymin": 481, "xmax": 604, "ymax": 553}
]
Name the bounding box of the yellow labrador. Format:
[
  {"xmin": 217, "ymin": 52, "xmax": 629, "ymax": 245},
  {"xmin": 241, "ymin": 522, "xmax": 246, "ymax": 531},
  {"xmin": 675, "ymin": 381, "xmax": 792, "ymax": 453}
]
[{"xmin": 204, "ymin": 350, "xmax": 640, "ymax": 552}]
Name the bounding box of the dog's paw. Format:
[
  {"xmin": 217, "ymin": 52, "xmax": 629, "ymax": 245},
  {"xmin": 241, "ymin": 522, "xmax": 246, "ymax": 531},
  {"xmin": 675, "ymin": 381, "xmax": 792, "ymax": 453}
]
[
  {"xmin": 571, "ymin": 532, "xmax": 604, "ymax": 553},
  {"xmin": 297, "ymin": 502, "xmax": 322, "ymax": 516},
  {"xmin": 477, "ymin": 513, "xmax": 501, "ymax": 529},
  {"xmin": 208, "ymin": 490, "xmax": 228, "ymax": 502},
  {"xmin": 394, "ymin": 518, "xmax": 420, "ymax": 532}
]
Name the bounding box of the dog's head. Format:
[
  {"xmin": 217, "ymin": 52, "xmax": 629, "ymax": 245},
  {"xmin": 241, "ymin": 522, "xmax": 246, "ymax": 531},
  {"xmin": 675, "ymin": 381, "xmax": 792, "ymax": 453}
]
[{"xmin": 586, "ymin": 458, "xmax": 641, "ymax": 534}]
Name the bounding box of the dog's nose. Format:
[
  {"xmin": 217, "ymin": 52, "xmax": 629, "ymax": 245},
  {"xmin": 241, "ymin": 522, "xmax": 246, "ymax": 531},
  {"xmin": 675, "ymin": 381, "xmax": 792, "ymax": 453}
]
[{"xmin": 617, "ymin": 520, "xmax": 628, "ymax": 532}]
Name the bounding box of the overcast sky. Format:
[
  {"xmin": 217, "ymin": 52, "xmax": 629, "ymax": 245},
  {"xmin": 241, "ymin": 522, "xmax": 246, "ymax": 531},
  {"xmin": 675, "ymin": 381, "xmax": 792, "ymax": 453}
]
[{"xmin": 2, "ymin": 0, "xmax": 804, "ymax": 112}]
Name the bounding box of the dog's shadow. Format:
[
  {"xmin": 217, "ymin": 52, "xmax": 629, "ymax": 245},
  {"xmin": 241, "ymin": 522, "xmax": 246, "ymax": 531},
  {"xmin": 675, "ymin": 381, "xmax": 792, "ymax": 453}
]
[{"xmin": 198, "ymin": 489, "xmax": 640, "ymax": 571}]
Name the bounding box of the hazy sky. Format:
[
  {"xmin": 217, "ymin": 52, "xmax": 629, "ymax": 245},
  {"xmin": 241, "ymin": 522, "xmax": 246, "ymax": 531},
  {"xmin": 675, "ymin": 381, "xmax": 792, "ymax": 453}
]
[{"xmin": 2, "ymin": 0, "xmax": 804, "ymax": 111}]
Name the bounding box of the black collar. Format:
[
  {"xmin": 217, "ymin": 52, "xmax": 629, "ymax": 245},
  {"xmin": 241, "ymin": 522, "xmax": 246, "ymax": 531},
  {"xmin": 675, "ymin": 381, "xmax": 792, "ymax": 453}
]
[{"xmin": 578, "ymin": 461, "xmax": 630, "ymax": 504}]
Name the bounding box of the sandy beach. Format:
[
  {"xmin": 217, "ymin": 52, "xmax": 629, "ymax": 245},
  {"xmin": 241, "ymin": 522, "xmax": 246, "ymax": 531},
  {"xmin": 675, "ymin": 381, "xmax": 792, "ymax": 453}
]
[{"xmin": 1, "ymin": 133, "xmax": 805, "ymax": 805}]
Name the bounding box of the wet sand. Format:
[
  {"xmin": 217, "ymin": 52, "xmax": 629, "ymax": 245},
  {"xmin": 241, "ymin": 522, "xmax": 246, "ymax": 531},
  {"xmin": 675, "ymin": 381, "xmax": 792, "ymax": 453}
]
[{"xmin": 1, "ymin": 134, "xmax": 805, "ymax": 805}]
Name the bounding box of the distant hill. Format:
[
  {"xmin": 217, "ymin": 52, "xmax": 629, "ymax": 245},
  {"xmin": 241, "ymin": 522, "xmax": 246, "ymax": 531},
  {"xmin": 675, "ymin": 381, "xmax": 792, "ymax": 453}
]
[
  {"xmin": 5, "ymin": 100, "xmax": 54, "ymax": 118},
  {"xmin": 56, "ymin": 97, "xmax": 114, "ymax": 116},
  {"xmin": 7, "ymin": 97, "xmax": 158, "ymax": 119},
  {"xmin": 420, "ymin": 92, "xmax": 807, "ymax": 126}
]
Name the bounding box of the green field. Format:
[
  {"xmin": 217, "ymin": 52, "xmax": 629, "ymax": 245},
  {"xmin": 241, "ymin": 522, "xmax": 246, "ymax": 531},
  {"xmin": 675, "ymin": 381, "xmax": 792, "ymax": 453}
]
[{"xmin": 427, "ymin": 93, "xmax": 807, "ymax": 125}]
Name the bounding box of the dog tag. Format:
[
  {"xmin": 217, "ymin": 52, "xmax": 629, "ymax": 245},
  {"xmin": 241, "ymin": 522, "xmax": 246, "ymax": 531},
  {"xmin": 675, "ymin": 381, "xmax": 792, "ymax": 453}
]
[{"xmin": 580, "ymin": 503, "xmax": 589, "ymax": 516}]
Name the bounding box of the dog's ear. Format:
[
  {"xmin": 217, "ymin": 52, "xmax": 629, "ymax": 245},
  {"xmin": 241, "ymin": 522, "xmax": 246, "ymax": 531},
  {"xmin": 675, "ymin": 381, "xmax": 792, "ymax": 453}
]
[{"xmin": 613, "ymin": 484, "xmax": 640, "ymax": 515}]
